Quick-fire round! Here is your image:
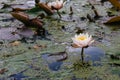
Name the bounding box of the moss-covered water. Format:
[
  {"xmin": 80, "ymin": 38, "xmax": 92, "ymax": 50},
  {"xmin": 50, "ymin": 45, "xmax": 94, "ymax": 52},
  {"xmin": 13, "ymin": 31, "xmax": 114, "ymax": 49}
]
[{"xmin": 0, "ymin": 0, "xmax": 120, "ymax": 80}]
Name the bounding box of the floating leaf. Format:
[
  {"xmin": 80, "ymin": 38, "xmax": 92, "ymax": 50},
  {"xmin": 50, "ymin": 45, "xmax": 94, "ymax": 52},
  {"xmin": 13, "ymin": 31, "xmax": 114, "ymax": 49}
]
[
  {"xmin": 37, "ymin": 3, "xmax": 53, "ymax": 15},
  {"xmin": 10, "ymin": 41, "xmax": 21, "ymax": 46},
  {"xmin": 108, "ymin": 0, "xmax": 120, "ymax": 10},
  {"xmin": 11, "ymin": 11, "xmax": 29, "ymax": 25},
  {"xmin": 11, "ymin": 11, "xmax": 43, "ymax": 29},
  {"xmin": 103, "ymin": 16, "xmax": 120, "ymax": 24},
  {"xmin": 32, "ymin": 44, "xmax": 47, "ymax": 50},
  {"xmin": 42, "ymin": 51, "xmax": 67, "ymax": 63},
  {"xmin": 0, "ymin": 28, "xmax": 21, "ymax": 41},
  {"xmin": 30, "ymin": 18, "xmax": 43, "ymax": 28},
  {"xmin": 42, "ymin": 52, "xmax": 67, "ymax": 71},
  {"xmin": 0, "ymin": 68, "xmax": 8, "ymax": 74},
  {"xmin": 17, "ymin": 28, "xmax": 34, "ymax": 37},
  {"xmin": 11, "ymin": 4, "xmax": 31, "ymax": 11}
]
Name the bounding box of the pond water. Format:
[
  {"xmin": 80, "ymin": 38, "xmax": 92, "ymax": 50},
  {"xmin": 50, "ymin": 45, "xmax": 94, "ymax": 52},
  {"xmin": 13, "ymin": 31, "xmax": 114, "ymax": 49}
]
[
  {"xmin": 42, "ymin": 46, "xmax": 105, "ymax": 71},
  {"xmin": 0, "ymin": 0, "xmax": 120, "ymax": 80}
]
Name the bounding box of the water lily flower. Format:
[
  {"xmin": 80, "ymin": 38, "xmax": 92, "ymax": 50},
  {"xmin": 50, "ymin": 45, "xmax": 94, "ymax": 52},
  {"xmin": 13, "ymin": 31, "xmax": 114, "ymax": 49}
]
[
  {"xmin": 47, "ymin": 0, "xmax": 65, "ymax": 10},
  {"xmin": 72, "ymin": 33, "xmax": 94, "ymax": 48},
  {"xmin": 72, "ymin": 33, "xmax": 94, "ymax": 64},
  {"xmin": 26, "ymin": 1, "xmax": 35, "ymax": 8}
]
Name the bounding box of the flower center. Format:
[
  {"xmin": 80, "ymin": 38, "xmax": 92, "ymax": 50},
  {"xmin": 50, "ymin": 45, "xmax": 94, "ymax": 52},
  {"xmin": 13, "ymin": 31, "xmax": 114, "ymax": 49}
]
[{"xmin": 77, "ymin": 36, "xmax": 86, "ymax": 40}]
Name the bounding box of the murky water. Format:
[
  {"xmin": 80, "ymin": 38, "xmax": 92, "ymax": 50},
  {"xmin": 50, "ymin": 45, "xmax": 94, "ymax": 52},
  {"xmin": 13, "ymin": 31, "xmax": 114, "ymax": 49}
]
[{"xmin": 0, "ymin": 0, "xmax": 120, "ymax": 80}]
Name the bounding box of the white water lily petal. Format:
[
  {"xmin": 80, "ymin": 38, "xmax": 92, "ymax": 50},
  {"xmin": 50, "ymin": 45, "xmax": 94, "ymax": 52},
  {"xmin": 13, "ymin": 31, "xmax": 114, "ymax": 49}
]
[
  {"xmin": 47, "ymin": 0, "xmax": 64, "ymax": 10},
  {"xmin": 72, "ymin": 33, "xmax": 94, "ymax": 48}
]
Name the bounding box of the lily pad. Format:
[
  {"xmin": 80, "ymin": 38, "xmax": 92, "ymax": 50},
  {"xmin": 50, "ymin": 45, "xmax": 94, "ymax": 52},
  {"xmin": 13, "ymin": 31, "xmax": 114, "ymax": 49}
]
[
  {"xmin": 103, "ymin": 16, "xmax": 120, "ymax": 24},
  {"xmin": 0, "ymin": 27, "xmax": 21, "ymax": 41}
]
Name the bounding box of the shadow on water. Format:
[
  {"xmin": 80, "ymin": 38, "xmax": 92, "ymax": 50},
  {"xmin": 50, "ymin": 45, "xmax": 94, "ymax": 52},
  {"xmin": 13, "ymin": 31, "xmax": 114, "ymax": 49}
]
[
  {"xmin": 42, "ymin": 52, "xmax": 67, "ymax": 71},
  {"xmin": 8, "ymin": 69, "xmax": 28, "ymax": 80}
]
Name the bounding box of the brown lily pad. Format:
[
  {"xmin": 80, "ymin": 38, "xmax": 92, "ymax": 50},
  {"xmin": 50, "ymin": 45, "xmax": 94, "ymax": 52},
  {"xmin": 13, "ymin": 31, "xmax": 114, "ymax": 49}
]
[
  {"xmin": 108, "ymin": 0, "xmax": 120, "ymax": 10},
  {"xmin": 11, "ymin": 11, "xmax": 43, "ymax": 29},
  {"xmin": 103, "ymin": 16, "xmax": 120, "ymax": 24},
  {"xmin": 29, "ymin": 18, "xmax": 43, "ymax": 28},
  {"xmin": 37, "ymin": 3, "xmax": 53, "ymax": 15},
  {"xmin": 10, "ymin": 41, "xmax": 21, "ymax": 46},
  {"xmin": 11, "ymin": 11, "xmax": 29, "ymax": 25},
  {"xmin": 0, "ymin": 68, "xmax": 8, "ymax": 74}
]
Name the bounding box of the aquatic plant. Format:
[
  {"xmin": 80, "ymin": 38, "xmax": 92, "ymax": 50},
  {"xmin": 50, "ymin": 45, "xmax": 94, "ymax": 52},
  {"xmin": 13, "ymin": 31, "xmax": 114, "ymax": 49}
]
[
  {"xmin": 47, "ymin": 0, "xmax": 66, "ymax": 18},
  {"xmin": 47, "ymin": 0, "xmax": 65, "ymax": 10},
  {"xmin": 72, "ymin": 33, "xmax": 94, "ymax": 64}
]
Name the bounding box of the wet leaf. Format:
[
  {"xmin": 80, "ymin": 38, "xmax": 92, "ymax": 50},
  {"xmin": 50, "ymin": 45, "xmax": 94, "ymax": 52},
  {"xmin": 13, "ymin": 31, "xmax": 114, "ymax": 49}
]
[
  {"xmin": 32, "ymin": 45, "xmax": 42, "ymax": 50},
  {"xmin": 48, "ymin": 51, "xmax": 68, "ymax": 61},
  {"xmin": 12, "ymin": 8, "xmax": 30, "ymax": 11},
  {"xmin": 10, "ymin": 41, "xmax": 21, "ymax": 46},
  {"xmin": 37, "ymin": 3, "xmax": 53, "ymax": 15},
  {"xmin": 11, "ymin": 11, "xmax": 30, "ymax": 25},
  {"xmin": 0, "ymin": 68, "xmax": 8, "ymax": 74},
  {"xmin": 11, "ymin": 11, "xmax": 43, "ymax": 29},
  {"xmin": 108, "ymin": 0, "xmax": 120, "ymax": 10},
  {"xmin": 103, "ymin": 16, "xmax": 120, "ymax": 24},
  {"xmin": 30, "ymin": 18, "xmax": 43, "ymax": 28},
  {"xmin": 48, "ymin": 51, "xmax": 66, "ymax": 56},
  {"xmin": 42, "ymin": 51, "xmax": 67, "ymax": 63}
]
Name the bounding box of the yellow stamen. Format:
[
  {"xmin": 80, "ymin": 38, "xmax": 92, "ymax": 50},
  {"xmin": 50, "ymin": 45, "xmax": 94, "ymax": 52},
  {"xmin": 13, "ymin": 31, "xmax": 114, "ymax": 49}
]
[{"xmin": 77, "ymin": 36, "xmax": 86, "ymax": 40}]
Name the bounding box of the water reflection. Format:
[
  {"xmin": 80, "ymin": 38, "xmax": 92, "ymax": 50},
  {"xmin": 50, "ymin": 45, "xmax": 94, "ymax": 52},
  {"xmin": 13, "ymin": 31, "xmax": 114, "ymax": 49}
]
[
  {"xmin": 67, "ymin": 46, "xmax": 105, "ymax": 66},
  {"xmin": 42, "ymin": 47, "xmax": 105, "ymax": 71}
]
